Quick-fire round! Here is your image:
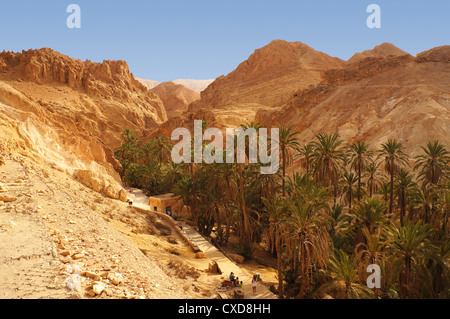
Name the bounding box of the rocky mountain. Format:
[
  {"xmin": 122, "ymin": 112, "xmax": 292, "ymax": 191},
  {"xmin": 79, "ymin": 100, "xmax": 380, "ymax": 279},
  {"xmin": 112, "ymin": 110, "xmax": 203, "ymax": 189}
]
[
  {"xmin": 255, "ymin": 45, "xmax": 450, "ymax": 155},
  {"xmin": 347, "ymin": 42, "xmax": 411, "ymax": 63},
  {"xmin": 150, "ymin": 81, "xmax": 200, "ymax": 118},
  {"xmin": 135, "ymin": 78, "xmax": 160, "ymax": 90},
  {"xmin": 137, "ymin": 78, "xmax": 213, "ymax": 93},
  {"xmin": 0, "ymin": 48, "xmax": 167, "ymax": 199},
  {"xmin": 189, "ymin": 40, "xmax": 346, "ymax": 126},
  {"xmin": 172, "ymin": 79, "xmax": 214, "ymax": 93}
]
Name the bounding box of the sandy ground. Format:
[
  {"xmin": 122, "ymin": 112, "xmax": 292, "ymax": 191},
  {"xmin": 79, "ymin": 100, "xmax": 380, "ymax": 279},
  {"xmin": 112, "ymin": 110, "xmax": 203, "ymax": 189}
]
[{"xmin": 0, "ymin": 156, "xmax": 215, "ymax": 298}]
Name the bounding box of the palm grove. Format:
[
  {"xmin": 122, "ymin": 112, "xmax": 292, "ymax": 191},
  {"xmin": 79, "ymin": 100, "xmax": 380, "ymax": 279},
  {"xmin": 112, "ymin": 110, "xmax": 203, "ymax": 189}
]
[{"xmin": 114, "ymin": 124, "xmax": 449, "ymax": 299}]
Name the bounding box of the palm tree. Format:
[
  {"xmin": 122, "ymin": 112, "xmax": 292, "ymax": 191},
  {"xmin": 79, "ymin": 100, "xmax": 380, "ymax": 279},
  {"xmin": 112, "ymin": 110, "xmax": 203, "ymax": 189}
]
[
  {"xmin": 436, "ymin": 184, "xmax": 450, "ymax": 235},
  {"xmin": 310, "ymin": 132, "xmax": 346, "ymax": 204},
  {"xmin": 348, "ymin": 141, "xmax": 372, "ymax": 200},
  {"xmin": 414, "ymin": 141, "xmax": 449, "ymax": 187},
  {"xmin": 114, "ymin": 128, "xmax": 140, "ymax": 173},
  {"xmin": 414, "ymin": 141, "xmax": 449, "ymax": 229},
  {"xmin": 283, "ymin": 176, "xmax": 332, "ymax": 298},
  {"xmin": 318, "ymin": 250, "xmax": 373, "ymax": 299},
  {"xmin": 236, "ymin": 162, "xmax": 251, "ymax": 255},
  {"xmin": 162, "ymin": 161, "xmax": 183, "ymax": 192},
  {"xmin": 214, "ymin": 162, "xmax": 237, "ymax": 244},
  {"xmin": 365, "ymin": 160, "xmax": 383, "ymax": 197},
  {"xmin": 386, "ymin": 220, "xmax": 434, "ymax": 298},
  {"xmin": 279, "ymin": 125, "xmax": 300, "ymax": 196},
  {"xmin": 379, "ymin": 181, "xmax": 391, "ymax": 203},
  {"xmin": 263, "ymin": 196, "xmax": 288, "ymax": 297},
  {"xmin": 341, "ymin": 170, "xmax": 358, "ymax": 210},
  {"xmin": 355, "ymin": 227, "xmax": 391, "ymax": 298},
  {"xmin": 410, "ymin": 184, "xmax": 437, "ymax": 224},
  {"xmin": 297, "ymin": 142, "xmax": 314, "ymax": 174},
  {"xmin": 394, "ymin": 169, "xmax": 416, "ymax": 226},
  {"xmin": 150, "ymin": 136, "xmax": 172, "ymax": 164},
  {"xmin": 378, "ymin": 139, "xmax": 409, "ymax": 215},
  {"xmin": 348, "ymin": 197, "xmax": 387, "ymax": 234}
]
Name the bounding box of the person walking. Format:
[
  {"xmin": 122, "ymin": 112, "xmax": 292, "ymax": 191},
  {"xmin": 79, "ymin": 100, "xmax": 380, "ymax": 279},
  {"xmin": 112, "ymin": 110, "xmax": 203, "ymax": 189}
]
[{"xmin": 251, "ymin": 275, "xmax": 257, "ymax": 294}]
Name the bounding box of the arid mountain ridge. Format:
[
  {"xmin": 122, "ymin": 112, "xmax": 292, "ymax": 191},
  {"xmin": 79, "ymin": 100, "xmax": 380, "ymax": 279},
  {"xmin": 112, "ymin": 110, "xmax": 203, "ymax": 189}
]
[
  {"xmin": 254, "ymin": 43, "xmax": 450, "ymax": 155},
  {"xmin": 0, "ymin": 41, "xmax": 449, "ymax": 188},
  {"xmin": 136, "ymin": 78, "xmax": 214, "ymax": 93},
  {"xmin": 170, "ymin": 41, "xmax": 449, "ymax": 157}
]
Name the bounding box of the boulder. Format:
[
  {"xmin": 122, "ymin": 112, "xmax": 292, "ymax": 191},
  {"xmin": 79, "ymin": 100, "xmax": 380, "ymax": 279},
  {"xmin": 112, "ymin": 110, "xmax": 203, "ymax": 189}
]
[
  {"xmin": 104, "ymin": 184, "xmax": 119, "ymax": 200},
  {"xmin": 118, "ymin": 189, "xmax": 127, "ymax": 202},
  {"xmin": 228, "ymin": 254, "xmax": 245, "ymax": 264},
  {"xmin": 107, "ymin": 272, "xmax": 124, "ymax": 286},
  {"xmin": 82, "ymin": 271, "xmax": 101, "ymax": 281},
  {"xmin": 208, "ymin": 260, "xmax": 221, "ymax": 274},
  {"xmin": 74, "ymin": 169, "xmax": 126, "ymax": 201},
  {"xmin": 72, "ymin": 253, "xmax": 85, "ymax": 260},
  {"xmin": 74, "ymin": 170, "xmax": 105, "ymax": 193},
  {"xmin": 0, "ymin": 195, "xmax": 17, "ymax": 202},
  {"xmin": 92, "ymin": 282, "xmax": 106, "ymax": 295},
  {"xmin": 195, "ymin": 252, "xmax": 207, "ymax": 259}
]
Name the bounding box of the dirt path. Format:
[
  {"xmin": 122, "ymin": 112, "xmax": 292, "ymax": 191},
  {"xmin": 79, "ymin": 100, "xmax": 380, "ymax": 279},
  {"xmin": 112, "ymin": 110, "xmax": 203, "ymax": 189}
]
[
  {"xmin": 0, "ymin": 159, "xmax": 70, "ymax": 298},
  {"xmin": 126, "ymin": 188, "xmax": 277, "ymax": 299}
]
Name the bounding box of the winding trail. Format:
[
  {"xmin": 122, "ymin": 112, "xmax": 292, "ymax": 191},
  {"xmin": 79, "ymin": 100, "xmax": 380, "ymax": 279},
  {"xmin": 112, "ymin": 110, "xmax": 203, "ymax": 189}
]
[{"xmin": 126, "ymin": 188, "xmax": 277, "ymax": 299}]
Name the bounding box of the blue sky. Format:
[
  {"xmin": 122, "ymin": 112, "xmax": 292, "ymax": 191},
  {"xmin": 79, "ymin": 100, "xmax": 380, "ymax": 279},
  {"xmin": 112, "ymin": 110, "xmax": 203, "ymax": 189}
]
[{"xmin": 0, "ymin": 0, "xmax": 448, "ymax": 82}]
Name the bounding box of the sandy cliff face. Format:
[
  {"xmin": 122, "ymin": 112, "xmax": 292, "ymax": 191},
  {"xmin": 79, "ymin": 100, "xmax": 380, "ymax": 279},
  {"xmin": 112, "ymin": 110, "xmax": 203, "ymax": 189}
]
[
  {"xmin": 0, "ymin": 48, "xmax": 167, "ymax": 194},
  {"xmin": 255, "ymin": 45, "xmax": 450, "ymax": 154},
  {"xmin": 150, "ymin": 81, "xmax": 200, "ymax": 118}
]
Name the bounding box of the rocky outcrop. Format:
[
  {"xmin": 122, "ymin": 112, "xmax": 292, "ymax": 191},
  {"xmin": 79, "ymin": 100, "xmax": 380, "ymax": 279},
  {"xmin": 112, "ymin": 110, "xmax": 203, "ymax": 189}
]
[
  {"xmin": 0, "ymin": 48, "xmax": 167, "ymax": 184},
  {"xmin": 415, "ymin": 45, "xmax": 450, "ymax": 63},
  {"xmin": 347, "ymin": 42, "xmax": 411, "ymax": 64},
  {"xmin": 74, "ymin": 169, "xmax": 127, "ymax": 202},
  {"xmin": 0, "ymin": 48, "xmax": 164, "ymax": 107},
  {"xmin": 323, "ymin": 54, "xmax": 414, "ymax": 84}
]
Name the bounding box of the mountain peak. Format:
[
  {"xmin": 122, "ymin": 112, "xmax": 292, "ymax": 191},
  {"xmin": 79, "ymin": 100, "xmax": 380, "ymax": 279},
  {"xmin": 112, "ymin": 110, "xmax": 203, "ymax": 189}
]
[
  {"xmin": 348, "ymin": 43, "xmax": 411, "ymax": 63},
  {"xmin": 150, "ymin": 81, "xmax": 200, "ymax": 118},
  {"xmin": 172, "ymin": 79, "xmax": 214, "ymax": 92}
]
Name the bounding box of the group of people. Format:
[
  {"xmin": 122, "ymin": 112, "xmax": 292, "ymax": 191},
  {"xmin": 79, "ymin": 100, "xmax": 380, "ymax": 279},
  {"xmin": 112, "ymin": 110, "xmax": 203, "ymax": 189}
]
[
  {"xmin": 228, "ymin": 272, "xmax": 243, "ymax": 289},
  {"xmin": 229, "ymin": 272, "xmax": 259, "ymax": 294}
]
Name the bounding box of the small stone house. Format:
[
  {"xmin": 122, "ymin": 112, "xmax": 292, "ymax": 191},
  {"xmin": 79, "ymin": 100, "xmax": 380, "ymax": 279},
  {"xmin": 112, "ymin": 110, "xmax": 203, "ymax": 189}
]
[{"xmin": 149, "ymin": 193, "xmax": 186, "ymax": 218}]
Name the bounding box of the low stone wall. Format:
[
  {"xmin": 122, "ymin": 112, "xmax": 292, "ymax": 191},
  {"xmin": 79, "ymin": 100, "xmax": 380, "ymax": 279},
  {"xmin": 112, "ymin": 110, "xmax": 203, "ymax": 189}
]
[{"xmin": 133, "ymin": 206, "xmax": 200, "ymax": 253}]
